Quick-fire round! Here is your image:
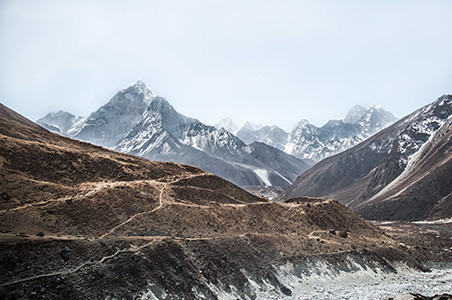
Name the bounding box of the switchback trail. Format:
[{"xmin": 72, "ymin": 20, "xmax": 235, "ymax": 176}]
[{"xmin": 99, "ymin": 182, "xmax": 168, "ymax": 239}]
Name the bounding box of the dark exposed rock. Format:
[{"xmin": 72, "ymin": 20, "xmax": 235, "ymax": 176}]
[
  {"xmin": 392, "ymin": 293, "xmax": 452, "ymax": 300},
  {"xmin": 434, "ymin": 294, "xmax": 452, "ymax": 300},
  {"xmin": 132, "ymin": 253, "xmax": 141, "ymax": 262},
  {"xmin": 60, "ymin": 247, "xmax": 70, "ymax": 261},
  {"xmin": 339, "ymin": 230, "xmax": 348, "ymax": 238},
  {"xmin": 280, "ymin": 285, "xmax": 292, "ymax": 296},
  {"xmin": 13, "ymin": 289, "xmax": 24, "ymax": 299},
  {"xmin": 0, "ymin": 288, "xmax": 7, "ymax": 299}
]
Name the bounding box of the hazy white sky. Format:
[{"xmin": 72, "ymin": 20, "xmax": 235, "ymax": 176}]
[{"xmin": 1, "ymin": 0, "xmax": 451, "ymax": 130}]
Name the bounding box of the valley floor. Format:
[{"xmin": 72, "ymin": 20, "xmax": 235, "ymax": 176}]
[
  {"xmin": 372, "ymin": 221, "xmax": 452, "ymax": 263},
  {"xmin": 204, "ymin": 219, "xmax": 452, "ymax": 299},
  {"xmin": 277, "ymin": 264, "xmax": 452, "ymax": 300}
]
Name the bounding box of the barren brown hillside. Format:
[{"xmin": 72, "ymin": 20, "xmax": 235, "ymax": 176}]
[{"xmin": 0, "ymin": 103, "xmax": 424, "ymax": 299}]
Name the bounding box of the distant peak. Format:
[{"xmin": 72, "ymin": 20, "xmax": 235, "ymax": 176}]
[
  {"xmin": 371, "ymin": 104, "xmax": 382, "ymax": 109},
  {"xmin": 124, "ymin": 78, "xmax": 155, "ymax": 96},
  {"xmin": 296, "ymin": 119, "xmax": 310, "ymax": 127},
  {"xmin": 239, "ymin": 121, "xmax": 251, "ymax": 127},
  {"xmin": 367, "ymin": 105, "xmax": 395, "ymax": 116},
  {"xmin": 344, "ymin": 105, "xmax": 368, "ymax": 124},
  {"xmin": 350, "ymin": 104, "xmax": 367, "ymax": 110},
  {"xmin": 131, "ymin": 78, "xmax": 145, "ymax": 86},
  {"xmin": 324, "ymin": 119, "xmax": 344, "ymax": 128},
  {"xmin": 215, "ymin": 118, "xmax": 238, "ymax": 132},
  {"xmin": 220, "ymin": 117, "xmax": 234, "ymax": 123},
  {"xmin": 368, "ymin": 104, "xmax": 386, "ymax": 113},
  {"xmin": 41, "ymin": 110, "xmax": 76, "ymax": 120},
  {"xmin": 237, "ymin": 121, "xmax": 263, "ymax": 131}
]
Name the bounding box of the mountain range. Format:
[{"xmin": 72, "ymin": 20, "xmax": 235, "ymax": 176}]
[
  {"xmin": 216, "ymin": 104, "xmax": 397, "ymax": 162},
  {"xmin": 0, "ymin": 103, "xmax": 425, "ymax": 299},
  {"xmin": 279, "ymin": 95, "xmax": 452, "ymax": 221},
  {"xmin": 37, "ymin": 79, "xmax": 311, "ymax": 198}
]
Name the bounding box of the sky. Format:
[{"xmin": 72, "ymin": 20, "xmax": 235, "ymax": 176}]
[{"xmin": 1, "ymin": 0, "xmax": 451, "ymax": 131}]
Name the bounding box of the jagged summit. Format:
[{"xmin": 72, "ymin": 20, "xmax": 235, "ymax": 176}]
[
  {"xmin": 284, "ymin": 105, "xmax": 396, "ymax": 161},
  {"xmin": 37, "ymin": 110, "xmax": 83, "ymax": 135},
  {"xmin": 234, "ymin": 121, "xmax": 263, "ymax": 134},
  {"xmin": 217, "ymin": 104, "xmax": 396, "ymax": 162},
  {"xmin": 43, "ymin": 110, "xmax": 75, "ymax": 118},
  {"xmin": 344, "ymin": 105, "xmax": 367, "ymax": 124},
  {"xmin": 296, "ymin": 119, "xmax": 311, "ymax": 127},
  {"xmin": 123, "ymin": 78, "xmax": 155, "ymax": 96},
  {"xmin": 367, "ymin": 104, "xmax": 393, "ymax": 116},
  {"xmin": 215, "ymin": 118, "xmax": 238, "ymax": 132},
  {"xmin": 69, "ymin": 79, "xmax": 158, "ymax": 147},
  {"xmin": 344, "ymin": 104, "xmax": 396, "ymax": 125}
]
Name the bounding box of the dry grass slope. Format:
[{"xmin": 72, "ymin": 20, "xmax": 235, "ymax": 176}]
[{"xmin": 0, "ymin": 103, "xmax": 425, "ymax": 299}]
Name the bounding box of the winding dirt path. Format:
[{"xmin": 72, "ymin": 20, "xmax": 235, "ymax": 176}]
[
  {"xmin": 0, "ymin": 179, "xmax": 162, "ymax": 214},
  {"xmin": 99, "ymin": 182, "xmax": 168, "ymax": 239},
  {"xmin": 99, "ymin": 174, "xmax": 204, "ymax": 238}
]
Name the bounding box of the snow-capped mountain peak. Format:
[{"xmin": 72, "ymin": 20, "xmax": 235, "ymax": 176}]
[
  {"xmin": 67, "ymin": 80, "xmax": 159, "ymax": 147},
  {"xmin": 344, "ymin": 105, "xmax": 367, "ymax": 124},
  {"xmin": 38, "ymin": 79, "xmax": 312, "ymax": 198},
  {"xmin": 284, "ymin": 106, "xmax": 396, "ymax": 161},
  {"xmin": 37, "ymin": 111, "xmax": 83, "ymax": 135},
  {"xmin": 354, "ymin": 105, "xmax": 397, "ymax": 135},
  {"xmin": 215, "ymin": 118, "xmax": 238, "ymax": 132},
  {"xmin": 371, "ymin": 104, "xmax": 382, "ymax": 109},
  {"xmin": 223, "ymin": 104, "xmax": 396, "ymax": 162},
  {"xmin": 45, "ymin": 110, "xmax": 73, "ymax": 118},
  {"xmin": 295, "ymin": 119, "xmax": 311, "ymax": 127},
  {"xmin": 124, "ymin": 78, "xmax": 156, "ymax": 97},
  {"xmin": 234, "ymin": 121, "xmax": 263, "ymax": 134}
]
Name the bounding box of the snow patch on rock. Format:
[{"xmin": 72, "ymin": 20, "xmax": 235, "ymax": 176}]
[{"xmin": 253, "ymin": 169, "xmax": 271, "ymax": 186}]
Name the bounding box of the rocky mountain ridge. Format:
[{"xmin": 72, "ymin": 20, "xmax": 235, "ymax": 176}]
[
  {"xmin": 37, "ymin": 80, "xmax": 311, "ymax": 198},
  {"xmin": 278, "ymin": 95, "xmax": 452, "ymax": 221},
  {"xmin": 216, "ymin": 104, "xmax": 397, "ymax": 162}
]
